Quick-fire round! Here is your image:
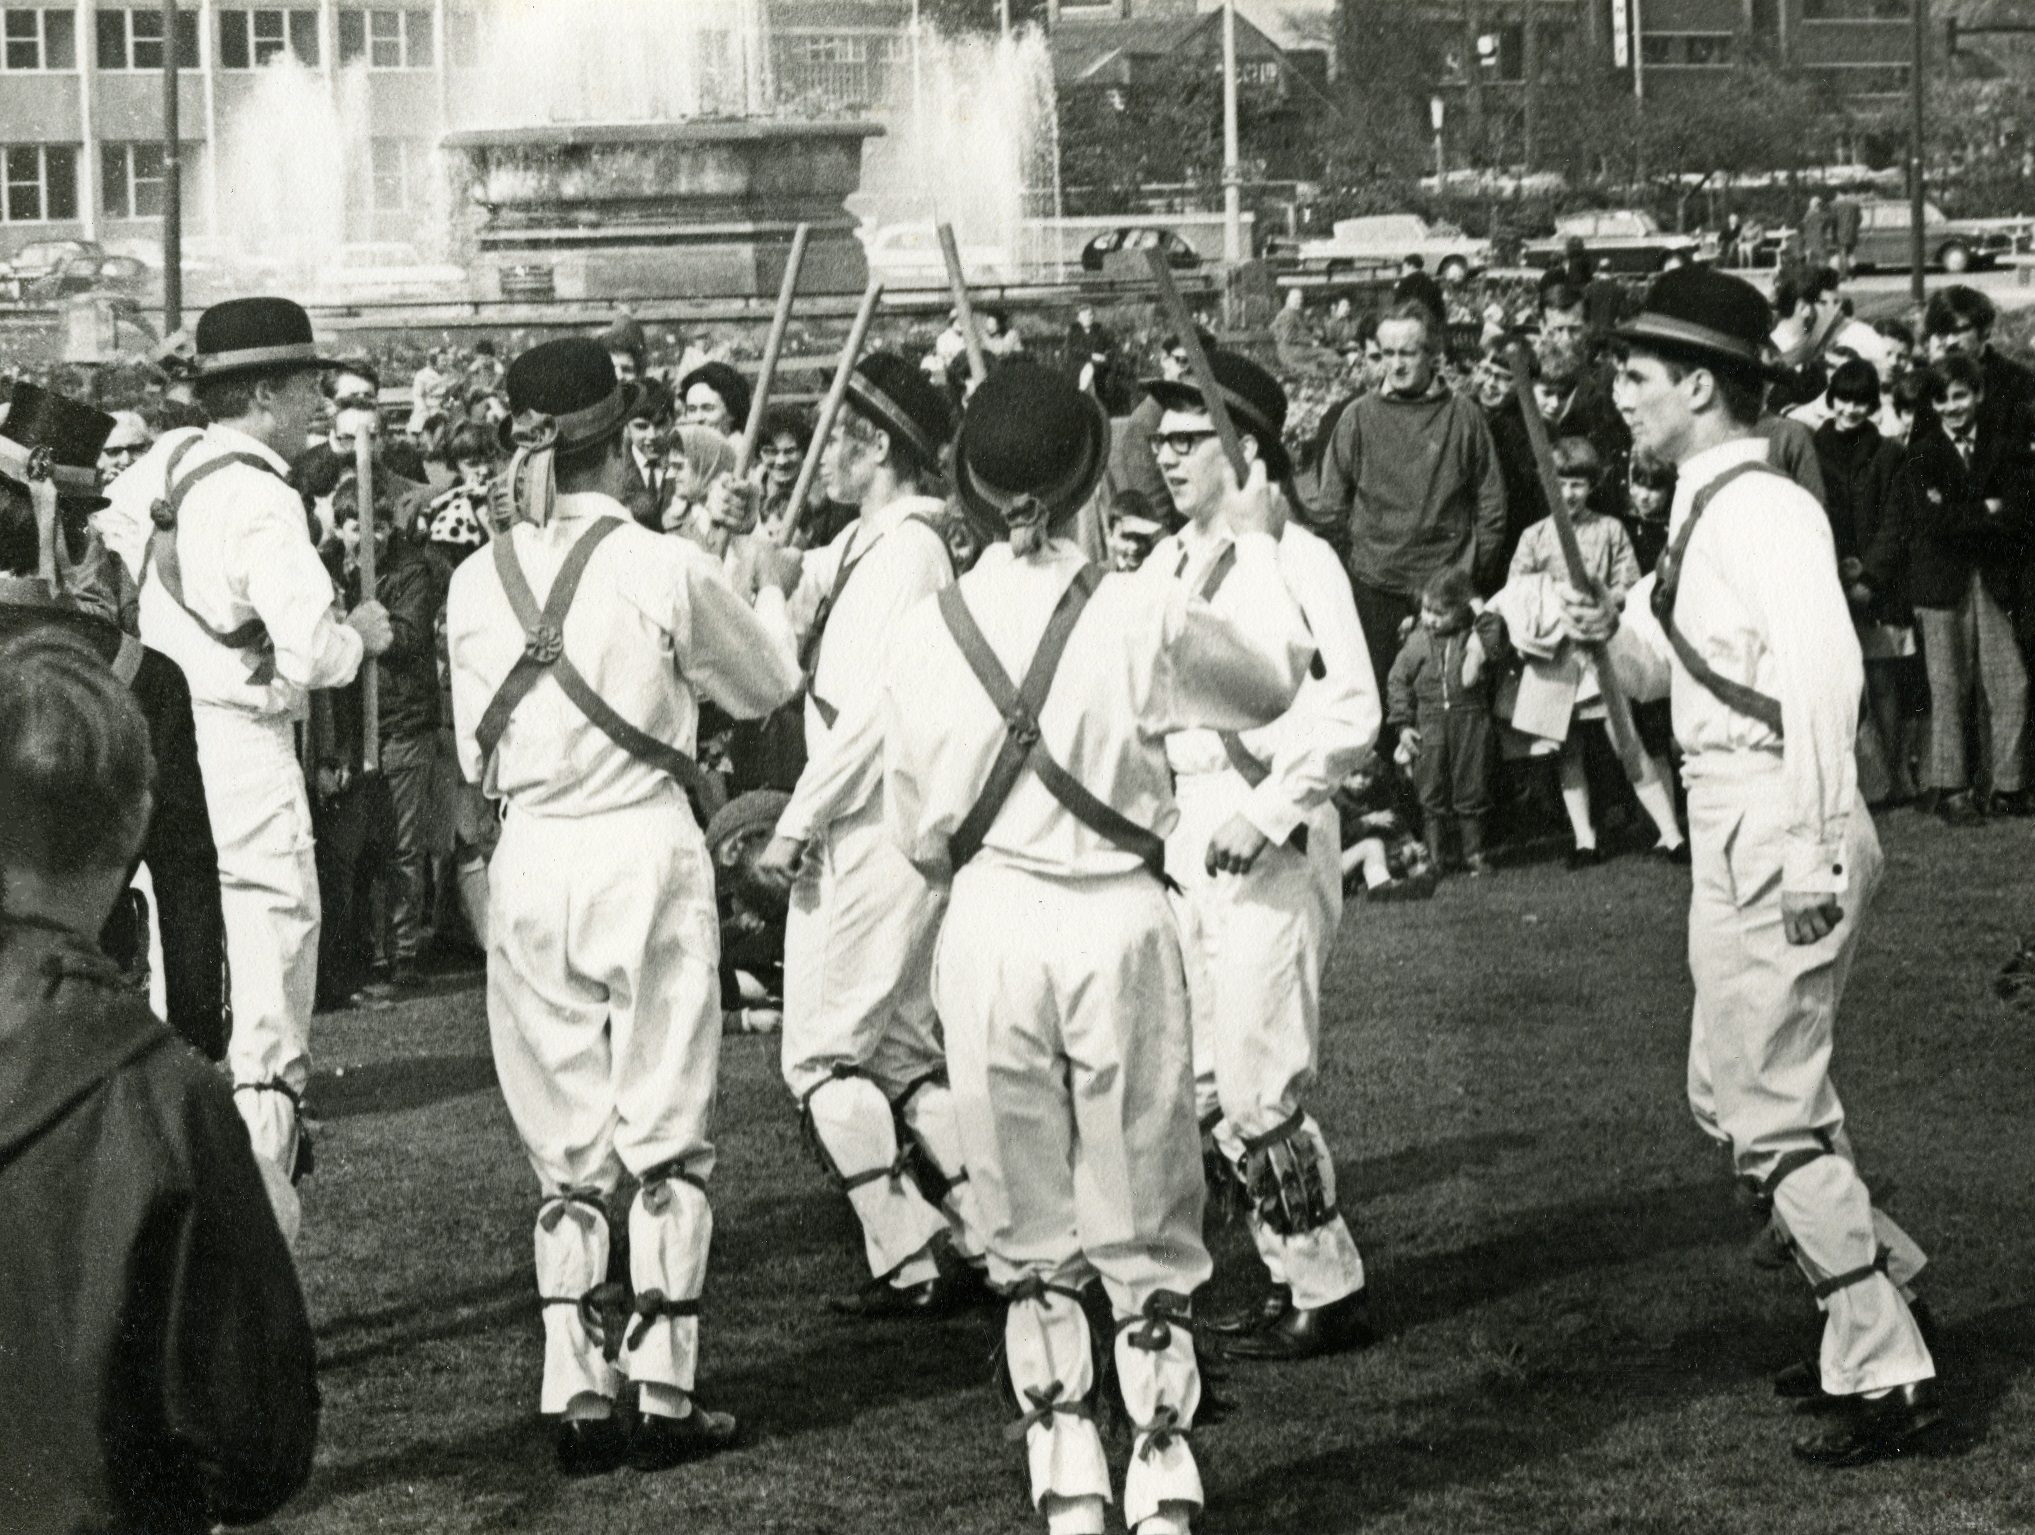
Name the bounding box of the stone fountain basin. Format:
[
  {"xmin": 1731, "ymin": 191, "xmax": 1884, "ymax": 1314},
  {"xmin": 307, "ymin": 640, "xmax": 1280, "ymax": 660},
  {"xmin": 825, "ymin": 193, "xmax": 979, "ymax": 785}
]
[{"xmin": 443, "ymin": 119, "xmax": 882, "ymax": 299}]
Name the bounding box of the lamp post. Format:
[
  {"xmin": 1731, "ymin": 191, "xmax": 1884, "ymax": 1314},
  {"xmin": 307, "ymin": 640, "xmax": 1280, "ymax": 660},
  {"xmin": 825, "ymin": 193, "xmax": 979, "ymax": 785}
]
[
  {"xmin": 161, "ymin": 0, "xmax": 182, "ymax": 332},
  {"xmin": 1910, "ymin": 0, "xmax": 1927, "ymax": 307},
  {"xmin": 1431, "ymin": 95, "xmax": 1445, "ymax": 187},
  {"xmin": 1222, "ymin": 0, "xmax": 1242, "ymax": 266}
]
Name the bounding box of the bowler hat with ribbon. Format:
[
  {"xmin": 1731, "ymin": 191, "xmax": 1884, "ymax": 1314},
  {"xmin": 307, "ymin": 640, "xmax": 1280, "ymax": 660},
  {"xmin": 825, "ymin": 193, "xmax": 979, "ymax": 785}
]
[
  {"xmin": 1142, "ymin": 348, "xmax": 1293, "ymax": 483},
  {"xmin": 493, "ymin": 337, "xmax": 640, "ymax": 528},
  {"xmin": 1615, "ymin": 266, "xmax": 1785, "ymax": 380},
  {"xmin": 190, "ymin": 296, "xmax": 348, "ymax": 381},
  {"xmin": 844, "ymin": 352, "xmax": 956, "ymax": 470},
  {"xmin": 0, "ymin": 382, "xmax": 117, "ymax": 610},
  {"xmin": 954, "ymin": 359, "xmax": 1110, "ymax": 554}
]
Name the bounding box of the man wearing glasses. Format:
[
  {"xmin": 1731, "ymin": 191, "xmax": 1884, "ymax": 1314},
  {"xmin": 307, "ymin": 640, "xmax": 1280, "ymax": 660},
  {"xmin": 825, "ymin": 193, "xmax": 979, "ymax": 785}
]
[{"xmin": 1316, "ymin": 301, "xmax": 1507, "ymax": 706}]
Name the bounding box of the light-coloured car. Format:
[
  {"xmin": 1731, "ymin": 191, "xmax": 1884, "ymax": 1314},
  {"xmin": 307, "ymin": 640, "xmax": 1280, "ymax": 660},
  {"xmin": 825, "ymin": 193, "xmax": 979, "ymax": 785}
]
[
  {"xmin": 1296, "ymin": 214, "xmax": 1490, "ymax": 281},
  {"xmin": 1847, "ymin": 200, "xmax": 2014, "ymax": 273},
  {"xmin": 1523, "ymin": 210, "xmax": 1700, "ymax": 275}
]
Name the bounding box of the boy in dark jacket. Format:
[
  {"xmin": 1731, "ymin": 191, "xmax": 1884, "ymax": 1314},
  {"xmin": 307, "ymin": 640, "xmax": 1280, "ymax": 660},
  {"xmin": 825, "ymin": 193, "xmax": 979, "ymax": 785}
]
[
  {"xmin": 1387, "ymin": 567, "xmax": 1497, "ymax": 875},
  {"xmin": 0, "ymin": 630, "xmax": 318, "ymax": 1535}
]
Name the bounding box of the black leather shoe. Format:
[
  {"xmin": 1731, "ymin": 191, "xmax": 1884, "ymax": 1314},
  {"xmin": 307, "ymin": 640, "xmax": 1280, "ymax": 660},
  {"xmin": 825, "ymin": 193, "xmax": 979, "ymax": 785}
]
[
  {"xmin": 555, "ymin": 1415, "xmax": 628, "ymax": 1477},
  {"xmin": 1223, "ymin": 1288, "xmax": 1376, "ymax": 1361},
  {"xmin": 1791, "ymin": 1380, "xmax": 1944, "ymax": 1466},
  {"xmin": 1206, "ymin": 1285, "xmax": 1291, "ymax": 1338},
  {"xmin": 628, "ymin": 1404, "xmax": 739, "ymax": 1471},
  {"xmin": 1776, "ymin": 1298, "xmax": 1939, "ymax": 1406},
  {"xmin": 1940, "ymin": 791, "xmax": 1986, "ymax": 827},
  {"xmin": 829, "ymin": 1264, "xmax": 974, "ymax": 1320},
  {"xmin": 1566, "ymin": 846, "xmax": 1605, "ymax": 871}
]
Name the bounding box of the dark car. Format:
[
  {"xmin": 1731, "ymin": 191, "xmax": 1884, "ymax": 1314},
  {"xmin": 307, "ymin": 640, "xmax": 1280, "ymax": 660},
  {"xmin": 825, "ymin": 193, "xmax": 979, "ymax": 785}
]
[
  {"xmin": 1847, "ymin": 199, "xmax": 2014, "ymax": 274},
  {"xmin": 1080, "ymin": 227, "xmax": 1202, "ymax": 274},
  {"xmin": 27, "ymin": 253, "xmax": 149, "ymax": 301},
  {"xmin": 1522, "ymin": 210, "xmax": 1701, "ymax": 276}
]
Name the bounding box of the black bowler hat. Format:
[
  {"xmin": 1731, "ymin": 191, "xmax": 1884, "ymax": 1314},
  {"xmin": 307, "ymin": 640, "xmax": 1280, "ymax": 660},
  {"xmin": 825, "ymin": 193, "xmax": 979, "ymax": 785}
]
[
  {"xmin": 500, "ymin": 336, "xmax": 639, "ymax": 453},
  {"xmin": 954, "ymin": 359, "xmax": 1110, "ymax": 537},
  {"xmin": 0, "ymin": 382, "xmax": 114, "ymax": 510},
  {"xmin": 1142, "ymin": 348, "xmax": 1293, "ymax": 483},
  {"xmin": 1616, "ymin": 266, "xmax": 1783, "ymax": 378},
  {"xmin": 844, "ymin": 352, "xmax": 955, "ymax": 467},
  {"xmin": 191, "ymin": 296, "xmax": 347, "ymax": 381}
]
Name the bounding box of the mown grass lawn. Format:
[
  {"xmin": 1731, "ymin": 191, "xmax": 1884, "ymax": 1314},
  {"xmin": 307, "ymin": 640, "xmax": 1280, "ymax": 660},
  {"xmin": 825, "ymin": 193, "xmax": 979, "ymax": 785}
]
[{"xmin": 281, "ymin": 805, "xmax": 2035, "ymax": 1534}]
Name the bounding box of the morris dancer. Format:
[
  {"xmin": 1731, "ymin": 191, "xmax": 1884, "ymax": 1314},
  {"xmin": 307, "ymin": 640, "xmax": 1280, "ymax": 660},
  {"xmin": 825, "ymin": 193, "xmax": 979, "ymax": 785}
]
[
  {"xmin": 755, "ymin": 354, "xmax": 989, "ymax": 1317},
  {"xmin": 881, "ymin": 361, "xmax": 1312, "ymax": 1535},
  {"xmin": 446, "ymin": 338, "xmax": 800, "ymax": 1475},
  {"xmin": 1145, "ymin": 351, "xmax": 1380, "ymax": 1359},
  {"xmin": 1563, "ymin": 267, "xmax": 1940, "ymax": 1466}
]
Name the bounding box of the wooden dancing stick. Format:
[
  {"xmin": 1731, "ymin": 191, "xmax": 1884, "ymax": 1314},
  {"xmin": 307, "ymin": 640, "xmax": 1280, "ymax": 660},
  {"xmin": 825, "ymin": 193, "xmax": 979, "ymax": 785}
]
[
  {"xmin": 784, "ymin": 276, "xmax": 884, "ymax": 538},
  {"xmin": 937, "ymin": 222, "xmax": 990, "ymax": 387},
  {"xmin": 1143, "ymin": 247, "xmax": 1249, "ymax": 486},
  {"xmin": 353, "ymin": 421, "xmax": 381, "ymax": 775},
  {"xmin": 735, "ymin": 222, "xmax": 811, "ymax": 479},
  {"xmin": 1504, "ymin": 339, "xmax": 1649, "ymax": 781}
]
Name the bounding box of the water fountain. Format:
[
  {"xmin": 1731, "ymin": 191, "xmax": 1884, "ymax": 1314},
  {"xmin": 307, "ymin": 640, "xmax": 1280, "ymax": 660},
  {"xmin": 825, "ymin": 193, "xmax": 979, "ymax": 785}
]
[{"xmin": 442, "ymin": 0, "xmax": 878, "ymax": 302}]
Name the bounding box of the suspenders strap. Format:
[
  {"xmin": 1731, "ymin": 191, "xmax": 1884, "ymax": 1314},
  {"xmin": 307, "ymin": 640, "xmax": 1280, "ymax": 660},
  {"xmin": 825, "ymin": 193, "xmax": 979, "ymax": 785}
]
[
  {"xmin": 143, "ymin": 434, "xmax": 284, "ymax": 670},
  {"xmin": 940, "ymin": 564, "xmax": 1172, "ymax": 885},
  {"xmin": 476, "ymin": 518, "xmax": 708, "ymax": 800},
  {"xmin": 1651, "ymin": 459, "xmax": 1786, "ymax": 737},
  {"xmin": 805, "ymin": 512, "xmax": 954, "ymax": 729}
]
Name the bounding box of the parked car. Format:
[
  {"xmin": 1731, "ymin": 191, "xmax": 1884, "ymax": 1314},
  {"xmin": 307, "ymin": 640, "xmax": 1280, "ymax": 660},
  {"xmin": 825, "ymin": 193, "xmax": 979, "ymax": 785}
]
[
  {"xmin": 0, "ymin": 239, "xmax": 103, "ymax": 300},
  {"xmin": 24, "ymin": 253, "xmax": 149, "ymax": 302},
  {"xmin": 1295, "ymin": 214, "xmax": 1489, "ymax": 281},
  {"xmin": 1846, "ymin": 200, "xmax": 2014, "ymax": 274},
  {"xmin": 859, "ymin": 222, "xmax": 1017, "ymax": 286},
  {"xmin": 1079, "ymin": 226, "xmax": 1202, "ymax": 273},
  {"xmin": 1523, "ymin": 210, "xmax": 1701, "ymax": 275}
]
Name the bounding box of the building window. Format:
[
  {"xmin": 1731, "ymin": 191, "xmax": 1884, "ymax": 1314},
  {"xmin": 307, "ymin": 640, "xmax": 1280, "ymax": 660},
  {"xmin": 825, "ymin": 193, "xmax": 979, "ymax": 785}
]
[
  {"xmin": 369, "ymin": 137, "xmax": 423, "ymax": 212},
  {"xmin": 1640, "ymin": 31, "xmax": 1735, "ymax": 67},
  {"xmin": 1237, "ymin": 59, "xmax": 1281, "ymax": 88},
  {"xmin": 218, "ymin": 8, "xmax": 320, "ymax": 69},
  {"xmin": 3, "ymin": 8, "xmax": 75, "ymax": 70},
  {"xmin": 97, "ymin": 8, "xmax": 199, "ymax": 70},
  {"xmin": 101, "ymin": 141, "xmax": 165, "ymax": 219},
  {"xmin": 1802, "ymin": 0, "xmax": 1909, "ymax": 18},
  {"xmin": 774, "ymin": 31, "xmax": 901, "ymax": 109},
  {"xmin": 3, "ymin": 144, "xmax": 78, "ymax": 222},
  {"xmin": 338, "ymin": 8, "xmax": 433, "ymax": 69}
]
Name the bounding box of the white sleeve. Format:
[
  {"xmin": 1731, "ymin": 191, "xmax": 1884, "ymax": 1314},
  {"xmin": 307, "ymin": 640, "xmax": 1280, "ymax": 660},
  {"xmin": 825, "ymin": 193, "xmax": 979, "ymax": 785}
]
[
  {"xmin": 236, "ymin": 479, "xmax": 363, "ymax": 692},
  {"xmin": 1152, "ymin": 533, "xmax": 1313, "ymax": 735},
  {"xmin": 673, "ymin": 547, "xmax": 804, "ymax": 722}
]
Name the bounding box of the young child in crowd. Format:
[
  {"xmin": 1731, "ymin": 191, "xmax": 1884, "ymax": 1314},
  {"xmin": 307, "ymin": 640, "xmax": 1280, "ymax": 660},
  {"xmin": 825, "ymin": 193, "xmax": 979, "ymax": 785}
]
[
  {"xmin": 0, "ymin": 631, "xmax": 319, "ymax": 1535},
  {"xmin": 1334, "ymin": 753, "xmax": 1438, "ymax": 901},
  {"xmin": 1387, "ymin": 567, "xmax": 1497, "ymax": 877},
  {"xmin": 1623, "ymin": 451, "xmax": 1676, "ymax": 575},
  {"xmin": 1507, "ymin": 437, "xmax": 1684, "ymax": 867}
]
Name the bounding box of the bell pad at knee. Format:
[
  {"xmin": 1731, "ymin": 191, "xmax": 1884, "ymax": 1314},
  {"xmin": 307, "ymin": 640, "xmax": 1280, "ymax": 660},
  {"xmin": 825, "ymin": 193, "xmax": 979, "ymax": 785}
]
[
  {"xmin": 1240, "ymin": 1109, "xmax": 1335, "ymax": 1237},
  {"xmin": 799, "ymin": 1064, "xmax": 910, "ymax": 1195},
  {"xmin": 537, "ymin": 1190, "xmax": 630, "ymax": 1362},
  {"xmin": 891, "ymin": 1068, "xmax": 964, "ymax": 1203}
]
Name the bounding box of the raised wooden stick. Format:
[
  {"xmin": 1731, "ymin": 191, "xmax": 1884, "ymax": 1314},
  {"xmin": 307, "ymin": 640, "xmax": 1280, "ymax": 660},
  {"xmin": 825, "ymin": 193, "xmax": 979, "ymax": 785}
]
[
  {"xmin": 1144, "ymin": 246, "xmax": 1248, "ymax": 485},
  {"xmin": 784, "ymin": 277, "xmax": 884, "ymax": 536},
  {"xmin": 354, "ymin": 422, "xmax": 380, "ymax": 775},
  {"xmin": 736, "ymin": 222, "xmax": 811, "ymax": 478},
  {"xmin": 937, "ymin": 222, "xmax": 990, "ymax": 386},
  {"xmin": 1505, "ymin": 339, "xmax": 1648, "ymax": 781}
]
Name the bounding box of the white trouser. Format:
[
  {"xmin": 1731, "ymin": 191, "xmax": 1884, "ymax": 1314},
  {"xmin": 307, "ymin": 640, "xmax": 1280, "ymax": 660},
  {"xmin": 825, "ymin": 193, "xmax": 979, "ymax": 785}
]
[
  {"xmin": 780, "ymin": 791, "xmax": 981, "ymax": 1275},
  {"xmin": 1167, "ymin": 775, "xmax": 1364, "ymax": 1311},
  {"xmin": 489, "ymin": 795, "xmax": 722, "ymax": 1412},
  {"xmin": 1684, "ymin": 761, "xmax": 1934, "ymax": 1398},
  {"xmin": 194, "ymin": 705, "xmax": 318, "ymax": 1239},
  {"xmin": 936, "ymin": 862, "xmax": 1210, "ymax": 1534}
]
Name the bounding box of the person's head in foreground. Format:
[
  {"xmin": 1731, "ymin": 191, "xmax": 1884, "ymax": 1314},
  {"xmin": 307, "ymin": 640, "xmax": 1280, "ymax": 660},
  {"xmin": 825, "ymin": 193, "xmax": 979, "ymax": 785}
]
[
  {"xmin": 0, "ymin": 630, "xmax": 152, "ymax": 936},
  {"xmin": 1825, "ymin": 358, "xmax": 1882, "ymax": 437},
  {"xmin": 1611, "ymin": 266, "xmax": 1778, "ymax": 467},
  {"xmin": 953, "ymin": 359, "xmax": 1110, "ymax": 556}
]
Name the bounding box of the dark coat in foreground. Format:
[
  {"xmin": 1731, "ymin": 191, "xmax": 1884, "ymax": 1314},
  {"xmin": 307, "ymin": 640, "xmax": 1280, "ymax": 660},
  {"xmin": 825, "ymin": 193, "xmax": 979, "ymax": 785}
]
[{"xmin": 0, "ymin": 920, "xmax": 318, "ymax": 1535}]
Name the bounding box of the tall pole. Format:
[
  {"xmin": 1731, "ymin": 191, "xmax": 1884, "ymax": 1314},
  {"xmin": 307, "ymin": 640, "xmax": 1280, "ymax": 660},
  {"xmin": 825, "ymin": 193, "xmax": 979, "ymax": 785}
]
[
  {"xmin": 1221, "ymin": 0, "xmax": 1242, "ymax": 265},
  {"xmin": 1910, "ymin": 0, "xmax": 1927, "ymax": 308},
  {"xmin": 1633, "ymin": 0, "xmax": 1647, "ymax": 188},
  {"xmin": 162, "ymin": 0, "xmax": 183, "ymax": 332},
  {"xmin": 999, "ymin": 0, "xmax": 1011, "ymax": 36}
]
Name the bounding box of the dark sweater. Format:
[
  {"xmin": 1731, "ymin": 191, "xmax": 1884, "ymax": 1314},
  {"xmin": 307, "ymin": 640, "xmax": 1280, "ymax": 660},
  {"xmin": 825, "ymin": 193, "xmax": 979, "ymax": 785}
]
[
  {"xmin": 1898, "ymin": 421, "xmax": 2031, "ymax": 610},
  {"xmin": 1320, "ymin": 382, "xmax": 1508, "ymax": 597}
]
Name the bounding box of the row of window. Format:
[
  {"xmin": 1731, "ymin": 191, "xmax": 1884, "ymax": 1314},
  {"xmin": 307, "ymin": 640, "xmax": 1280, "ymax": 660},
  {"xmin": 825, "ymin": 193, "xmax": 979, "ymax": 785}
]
[
  {"xmin": 0, "ymin": 137, "xmax": 428, "ymax": 221},
  {"xmin": 1, "ymin": 6, "xmax": 462, "ymax": 72}
]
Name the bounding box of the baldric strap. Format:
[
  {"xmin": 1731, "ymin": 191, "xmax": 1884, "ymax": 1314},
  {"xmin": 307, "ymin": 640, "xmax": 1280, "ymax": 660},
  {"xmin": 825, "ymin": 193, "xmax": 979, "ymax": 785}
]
[
  {"xmin": 939, "ymin": 563, "xmax": 1173, "ymax": 887},
  {"xmin": 143, "ymin": 433, "xmax": 285, "ymax": 682},
  {"xmin": 805, "ymin": 510, "xmax": 952, "ymax": 729},
  {"xmin": 1651, "ymin": 459, "xmax": 1785, "ymax": 736},
  {"xmin": 476, "ymin": 518, "xmax": 708, "ymax": 802}
]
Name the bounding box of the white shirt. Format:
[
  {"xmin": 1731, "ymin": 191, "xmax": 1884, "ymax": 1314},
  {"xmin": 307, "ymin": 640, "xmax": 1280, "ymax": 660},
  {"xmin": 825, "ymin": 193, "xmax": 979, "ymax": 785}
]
[
  {"xmin": 1607, "ymin": 437, "xmax": 1861, "ymax": 897},
  {"xmin": 882, "ymin": 535, "xmax": 1313, "ymax": 881},
  {"xmin": 447, "ymin": 493, "xmax": 799, "ymax": 818},
  {"xmin": 111, "ymin": 423, "xmax": 364, "ymax": 717},
  {"xmin": 1152, "ymin": 517, "xmax": 1379, "ymax": 845},
  {"xmin": 775, "ymin": 493, "xmax": 954, "ymax": 843}
]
